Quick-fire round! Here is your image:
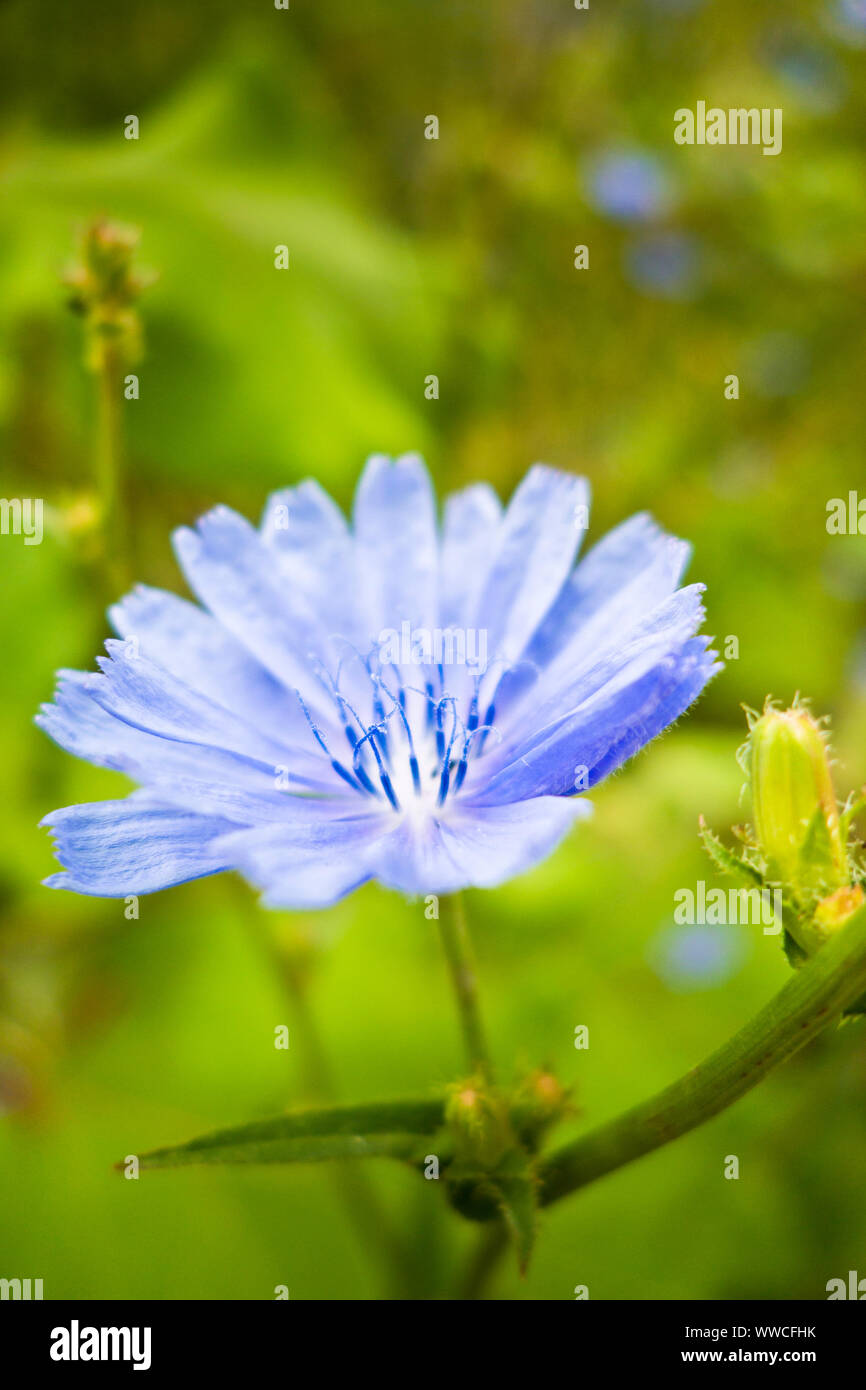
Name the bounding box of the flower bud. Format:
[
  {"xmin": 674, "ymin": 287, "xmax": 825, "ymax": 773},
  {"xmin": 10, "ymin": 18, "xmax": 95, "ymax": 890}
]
[
  {"xmin": 445, "ymin": 1079, "xmax": 510, "ymax": 1166},
  {"xmin": 748, "ymin": 704, "xmax": 848, "ymax": 908},
  {"xmin": 508, "ymin": 1068, "xmax": 570, "ymax": 1149},
  {"xmin": 62, "ymin": 219, "xmax": 155, "ymax": 371},
  {"xmin": 443, "ymin": 1080, "xmax": 517, "ymax": 1223}
]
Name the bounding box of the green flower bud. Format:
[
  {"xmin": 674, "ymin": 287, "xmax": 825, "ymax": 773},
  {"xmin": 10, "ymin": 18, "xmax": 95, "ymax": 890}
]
[
  {"xmin": 445, "ymin": 1079, "xmax": 510, "ymax": 1167},
  {"xmin": 508, "ymin": 1068, "xmax": 571, "ymax": 1150},
  {"xmin": 443, "ymin": 1079, "xmax": 517, "ymax": 1223},
  {"xmin": 62, "ymin": 219, "xmax": 155, "ymax": 372},
  {"xmin": 748, "ymin": 704, "xmax": 848, "ymax": 910}
]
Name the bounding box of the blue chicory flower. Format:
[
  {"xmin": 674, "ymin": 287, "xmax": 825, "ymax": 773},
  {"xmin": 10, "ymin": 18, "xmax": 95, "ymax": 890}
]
[
  {"xmin": 584, "ymin": 150, "xmax": 672, "ymax": 223},
  {"xmin": 38, "ymin": 455, "xmax": 719, "ymax": 907}
]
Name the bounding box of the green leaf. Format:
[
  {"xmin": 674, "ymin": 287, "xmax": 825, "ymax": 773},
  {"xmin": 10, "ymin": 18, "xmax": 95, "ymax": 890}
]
[
  {"xmin": 493, "ymin": 1157, "xmax": 539, "ymax": 1275},
  {"xmin": 444, "ymin": 1150, "xmax": 539, "ymax": 1273},
  {"xmin": 796, "ymin": 805, "xmax": 855, "ymax": 908},
  {"xmin": 698, "ymin": 819, "xmax": 763, "ymax": 886},
  {"xmin": 782, "ymin": 928, "xmax": 809, "ymax": 970},
  {"xmin": 840, "ymin": 793, "xmax": 866, "ymax": 843},
  {"xmin": 132, "ymin": 1097, "xmax": 445, "ymax": 1171}
]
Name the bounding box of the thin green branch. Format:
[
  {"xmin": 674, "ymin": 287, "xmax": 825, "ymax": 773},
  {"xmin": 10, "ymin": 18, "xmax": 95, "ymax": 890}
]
[
  {"xmin": 438, "ymin": 893, "xmax": 494, "ymax": 1082},
  {"xmin": 457, "ymin": 1222, "xmax": 509, "ymax": 1300},
  {"xmin": 539, "ymin": 902, "xmax": 866, "ymax": 1207},
  {"xmin": 95, "ymin": 341, "xmax": 129, "ymax": 597},
  {"xmin": 236, "ymin": 891, "xmax": 430, "ymax": 1290}
]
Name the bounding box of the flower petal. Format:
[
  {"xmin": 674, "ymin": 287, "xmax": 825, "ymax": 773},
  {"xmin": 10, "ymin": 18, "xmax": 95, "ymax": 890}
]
[
  {"xmin": 492, "ymin": 583, "xmax": 709, "ymax": 747},
  {"xmin": 87, "ymin": 642, "xmax": 301, "ymax": 767},
  {"xmin": 371, "ymin": 796, "xmax": 592, "ymax": 895},
  {"xmin": 36, "ymin": 671, "xmax": 342, "ymax": 797},
  {"xmin": 492, "ymin": 512, "xmax": 691, "ymax": 720},
  {"xmin": 260, "ymin": 479, "xmax": 365, "ymax": 649},
  {"xmin": 587, "ymin": 637, "xmax": 719, "ymax": 785},
  {"xmin": 213, "ymin": 802, "xmax": 390, "ymax": 908},
  {"xmin": 439, "ymin": 482, "xmax": 502, "ymax": 630},
  {"xmin": 472, "ymin": 633, "xmax": 719, "ymax": 803},
  {"xmin": 470, "ymin": 465, "xmax": 590, "ymax": 670},
  {"xmin": 173, "ymin": 506, "xmax": 340, "ymax": 715},
  {"xmin": 353, "ymin": 453, "xmax": 439, "ymax": 640},
  {"xmin": 109, "ymin": 584, "xmax": 308, "ymax": 746},
  {"xmin": 41, "ymin": 794, "xmax": 236, "ymax": 896}
]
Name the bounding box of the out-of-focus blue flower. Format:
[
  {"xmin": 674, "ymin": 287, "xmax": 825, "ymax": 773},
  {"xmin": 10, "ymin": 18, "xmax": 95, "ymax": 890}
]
[
  {"xmin": 838, "ymin": 0, "xmax": 866, "ymax": 29},
  {"xmin": 585, "ymin": 149, "xmax": 672, "ymax": 223},
  {"xmin": 625, "ymin": 232, "xmax": 701, "ymax": 300},
  {"xmin": 828, "ymin": 0, "xmax": 866, "ymax": 45},
  {"xmin": 38, "ymin": 456, "xmax": 719, "ymax": 907},
  {"xmin": 649, "ymin": 924, "xmax": 749, "ymax": 992}
]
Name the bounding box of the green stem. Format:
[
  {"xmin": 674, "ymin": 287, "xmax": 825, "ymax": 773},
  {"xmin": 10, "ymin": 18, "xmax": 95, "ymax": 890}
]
[
  {"xmin": 539, "ymin": 902, "xmax": 866, "ymax": 1207},
  {"xmin": 95, "ymin": 342, "xmax": 129, "ymax": 597},
  {"xmin": 237, "ymin": 891, "xmax": 416, "ymax": 1289},
  {"xmin": 458, "ymin": 1222, "xmax": 508, "ymax": 1300},
  {"xmin": 439, "ymin": 894, "xmax": 493, "ymax": 1082}
]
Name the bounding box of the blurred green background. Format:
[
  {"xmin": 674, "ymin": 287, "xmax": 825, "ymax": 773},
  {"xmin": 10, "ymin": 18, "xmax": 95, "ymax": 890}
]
[{"xmin": 2, "ymin": 0, "xmax": 866, "ymax": 1300}]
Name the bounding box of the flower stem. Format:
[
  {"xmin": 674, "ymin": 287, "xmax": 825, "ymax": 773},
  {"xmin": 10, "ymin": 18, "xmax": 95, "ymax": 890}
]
[
  {"xmin": 236, "ymin": 889, "xmax": 415, "ymax": 1290},
  {"xmin": 95, "ymin": 341, "xmax": 129, "ymax": 598},
  {"xmin": 65, "ymin": 218, "xmax": 151, "ymax": 599},
  {"xmin": 458, "ymin": 1222, "xmax": 508, "ymax": 1300},
  {"xmin": 439, "ymin": 893, "xmax": 493, "ymax": 1082},
  {"xmin": 539, "ymin": 901, "xmax": 866, "ymax": 1207}
]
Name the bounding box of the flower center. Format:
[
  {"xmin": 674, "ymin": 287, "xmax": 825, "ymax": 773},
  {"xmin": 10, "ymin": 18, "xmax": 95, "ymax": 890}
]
[{"xmin": 296, "ymin": 644, "xmax": 498, "ymax": 814}]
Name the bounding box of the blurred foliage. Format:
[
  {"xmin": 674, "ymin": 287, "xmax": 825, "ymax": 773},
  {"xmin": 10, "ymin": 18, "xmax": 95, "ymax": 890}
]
[{"xmin": 1, "ymin": 0, "xmax": 865, "ymax": 1299}]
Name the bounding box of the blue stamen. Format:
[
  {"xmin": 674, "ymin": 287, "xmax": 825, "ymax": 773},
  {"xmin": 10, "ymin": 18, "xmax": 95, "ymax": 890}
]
[
  {"xmin": 301, "ymin": 649, "xmax": 493, "ymax": 813},
  {"xmin": 435, "ymin": 698, "xmax": 462, "ymax": 807},
  {"xmin": 425, "ymin": 680, "xmax": 436, "ymax": 730},
  {"xmin": 435, "ymin": 700, "xmax": 446, "ymax": 762},
  {"xmin": 477, "ymin": 700, "xmax": 496, "ymax": 753},
  {"xmin": 467, "ymin": 689, "xmax": 479, "ymax": 735},
  {"xmin": 353, "ymin": 721, "xmax": 401, "ymax": 812},
  {"xmin": 453, "ymin": 741, "xmax": 472, "ymax": 794},
  {"xmin": 311, "ymin": 662, "xmax": 380, "ymax": 796},
  {"xmin": 373, "ymin": 693, "xmax": 390, "ymax": 762},
  {"xmin": 295, "ymin": 691, "xmax": 367, "ymax": 794},
  {"xmin": 375, "ymin": 671, "xmax": 422, "ymax": 796}
]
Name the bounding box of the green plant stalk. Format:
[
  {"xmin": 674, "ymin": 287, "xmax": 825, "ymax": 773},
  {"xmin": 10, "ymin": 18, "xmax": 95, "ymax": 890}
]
[
  {"xmin": 237, "ymin": 890, "xmax": 420, "ymax": 1290},
  {"xmin": 95, "ymin": 341, "xmax": 129, "ymax": 597},
  {"xmin": 539, "ymin": 901, "xmax": 866, "ymax": 1207},
  {"xmin": 439, "ymin": 893, "xmax": 493, "ymax": 1082},
  {"xmin": 458, "ymin": 1222, "xmax": 509, "ymax": 1300}
]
